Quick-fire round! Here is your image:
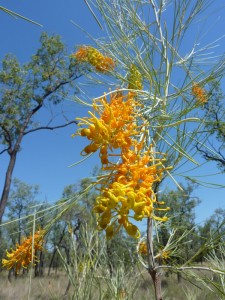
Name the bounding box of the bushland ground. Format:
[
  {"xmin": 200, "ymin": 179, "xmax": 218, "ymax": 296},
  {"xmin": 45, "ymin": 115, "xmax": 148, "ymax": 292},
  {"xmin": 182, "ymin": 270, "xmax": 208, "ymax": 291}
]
[{"xmin": 0, "ymin": 268, "xmax": 219, "ymax": 300}]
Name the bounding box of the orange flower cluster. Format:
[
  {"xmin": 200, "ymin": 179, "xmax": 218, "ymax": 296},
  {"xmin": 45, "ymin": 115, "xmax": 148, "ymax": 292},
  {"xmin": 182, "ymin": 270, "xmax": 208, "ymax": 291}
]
[
  {"xmin": 94, "ymin": 148, "xmax": 169, "ymax": 239},
  {"xmin": 76, "ymin": 92, "xmax": 141, "ymax": 164},
  {"xmin": 73, "ymin": 46, "xmax": 115, "ymax": 72},
  {"xmin": 192, "ymin": 83, "xmax": 208, "ymax": 104},
  {"xmin": 2, "ymin": 230, "xmax": 45, "ymax": 273},
  {"xmin": 127, "ymin": 64, "xmax": 143, "ymax": 90},
  {"xmin": 138, "ymin": 241, "xmax": 170, "ymax": 262},
  {"xmin": 138, "ymin": 241, "xmax": 148, "ymax": 256},
  {"xmin": 75, "ymin": 92, "xmax": 170, "ymax": 239}
]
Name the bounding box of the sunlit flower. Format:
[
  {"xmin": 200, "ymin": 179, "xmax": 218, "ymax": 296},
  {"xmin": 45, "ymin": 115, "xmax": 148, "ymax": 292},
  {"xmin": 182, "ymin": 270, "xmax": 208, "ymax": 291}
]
[
  {"xmin": 127, "ymin": 64, "xmax": 143, "ymax": 90},
  {"xmin": 72, "ymin": 46, "xmax": 115, "ymax": 72},
  {"xmin": 192, "ymin": 83, "xmax": 208, "ymax": 104},
  {"xmin": 2, "ymin": 230, "xmax": 45, "ymax": 274},
  {"xmin": 75, "ymin": 92, "xmax": 142, "ymax": 165},
  {"xmin": 155, "ymin": 249, "xmax": 171, "ymax": 263},
  {"xmin": 94, "ymin": 149, "xmax": 170, "ymax": 239},
  {"xmin": 74, "ymin": 90, "xmax": 171, "ymax": 239}
]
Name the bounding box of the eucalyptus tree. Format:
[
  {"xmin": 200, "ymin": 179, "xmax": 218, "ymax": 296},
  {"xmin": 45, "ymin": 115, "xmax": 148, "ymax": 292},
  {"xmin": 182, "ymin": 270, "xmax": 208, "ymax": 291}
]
[
  {"xmin": 196, "ymin": 81, "xmax": 225, "ymax": 171},
  {"xmin": 47, "ymin": 178, "xmax": 98, "ymax": 275},
  {"xmin": 0, "ymin": 32, "xmax": 87, "ymax": 223},
  {"xmin": 157, "ymin": 183, "xmax": 200, "ymax": 262},
  {"xmin": 6, "ymin": 178, "xmax": 39, "ymax": 244}
]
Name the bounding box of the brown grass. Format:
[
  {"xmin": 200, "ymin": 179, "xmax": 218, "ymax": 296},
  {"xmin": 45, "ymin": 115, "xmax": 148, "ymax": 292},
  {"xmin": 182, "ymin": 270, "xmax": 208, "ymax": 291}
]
[
  {"xmin": 0, "ymin": 271, "xmax": 70, "ymax": 300},
  {"xmin": 0, "ymin": 268, "xmax": 221, "ymax": 300}
]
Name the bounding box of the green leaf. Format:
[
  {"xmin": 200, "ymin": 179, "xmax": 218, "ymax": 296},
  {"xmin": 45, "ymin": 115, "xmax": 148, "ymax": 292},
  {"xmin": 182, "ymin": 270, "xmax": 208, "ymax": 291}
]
[{"xmin": 0, "ymin": 6, "xmax": 42, "ymax": 27}]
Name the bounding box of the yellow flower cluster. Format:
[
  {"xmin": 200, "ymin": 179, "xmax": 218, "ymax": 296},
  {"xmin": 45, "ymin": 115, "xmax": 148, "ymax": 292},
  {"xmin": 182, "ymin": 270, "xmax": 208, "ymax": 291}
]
[
  {"xmin": 127, "ymin": 64, "xmax": 143, "ymax": 90},
  {"xmin": 138, "ymin": 241, "xmax": 170, "ymax": 262},
  {"xmin": 138, "ymin": 241, "xmax": 148, "ymax": 256},
  {"xmin": 73, "ymin": 46, "xmax": 115, "ymax": 72},
  {"xmin": 75, "ymin": 92, "xmax": 170, "ymax": 239},
  {"xmin": 77, "ymin": 92, "xmax": 141, "ymax": 164},
  {"xmin": 2, "ymin": 230, "xmax": 45, "ymax": 273},
  {"xmin": 94, "ymin": 148, "xmax": 169, "ymax": 239},
  {"xmin": 192, "ymin": 83, "xmax": 208, "ymax": 104}
]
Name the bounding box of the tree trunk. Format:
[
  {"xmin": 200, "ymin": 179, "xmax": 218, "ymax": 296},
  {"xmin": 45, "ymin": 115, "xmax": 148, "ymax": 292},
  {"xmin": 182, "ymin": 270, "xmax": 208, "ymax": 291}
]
[
  {"xmin": 48, "ymin": 224, "xmax": 67, "ymax": 275},
  {"xmin": 0, "ymin": 151, "xmax": 17, "ymax": 223},
  {"xmin": 48, "ymin": 248, "xmax": 57, "ymax": 276},
  {"xmin": 149, "ymin": 269, "xmax": 163, "ymax": 300}
]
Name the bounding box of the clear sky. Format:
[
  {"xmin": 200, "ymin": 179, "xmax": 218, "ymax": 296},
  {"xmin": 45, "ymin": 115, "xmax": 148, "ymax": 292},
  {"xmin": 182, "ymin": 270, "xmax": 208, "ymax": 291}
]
[{"xmin": 0, "ymin": 0, "xmax": 225, "ymax": 226}]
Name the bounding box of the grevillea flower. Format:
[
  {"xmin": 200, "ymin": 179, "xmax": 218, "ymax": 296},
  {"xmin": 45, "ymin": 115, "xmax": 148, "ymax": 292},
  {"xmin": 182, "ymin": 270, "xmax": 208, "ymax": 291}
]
[
  {"xmin": 2, "ymin": 230, "xmax": 45, "ymax": 273},
  {"xmin": 74, "ymin": 91, "xmax": 170, "ymax": 239},
  {"xmin": 192, "ymin": 83, "xmax": 208, "ymax": 104},
  {"xmin": 72, "ymin": 46, "xmax": 115, "ymax": 72},
  {"xmin": 138, "ymin": 241, "xmax": 148, "ymax": 256},
  {"xmin": 94, "ymin": 149, "xmax": 170, "ymax": 239},
  {"xmin": 138, "ymin": 241, "xmax": 170, "ymax": 262},
  {"xmin": 127, "ymin": 64, "xmax": 143, "ymax": 90},
  {"xmin": 75, "ymin": 92, "xmax": 143, "ymax": 165}
]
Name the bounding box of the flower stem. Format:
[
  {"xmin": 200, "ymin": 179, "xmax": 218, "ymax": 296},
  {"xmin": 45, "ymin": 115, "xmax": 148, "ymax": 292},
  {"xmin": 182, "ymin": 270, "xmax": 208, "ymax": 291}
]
[{"xmin": 147, "ymin": 217, "xmax": 163, "ymax": 300}]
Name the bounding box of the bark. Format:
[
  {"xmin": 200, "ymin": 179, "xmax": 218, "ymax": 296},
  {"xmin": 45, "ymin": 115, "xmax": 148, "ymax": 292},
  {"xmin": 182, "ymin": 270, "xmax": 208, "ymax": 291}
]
[
  {"xmin": 149, "ymin": 270, "xmax": 163, "ymax": 300},
  {"xmin": 48, "ymin": 247, "xmax": 57, "ymax": 276},
  {"xmin": 48, "ymin": 224, "xmax": 67, "ymax": 275},
  {"xmin": 0, "ymin": 151, "xmax": 17, "ymax": 223},
  {"xmin": 0, "ymin": 103, "xmax": 40, "ymax": 224}
]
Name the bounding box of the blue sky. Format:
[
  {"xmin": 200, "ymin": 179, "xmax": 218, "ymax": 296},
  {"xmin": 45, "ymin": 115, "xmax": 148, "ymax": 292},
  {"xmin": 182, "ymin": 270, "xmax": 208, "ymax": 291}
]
[{"xmin": 0, "ymin": 0, "xmax": 225, "ymax": 225}]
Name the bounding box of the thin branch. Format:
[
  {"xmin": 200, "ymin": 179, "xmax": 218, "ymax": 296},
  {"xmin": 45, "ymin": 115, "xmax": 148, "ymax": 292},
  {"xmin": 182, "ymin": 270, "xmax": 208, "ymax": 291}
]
[
  {"xmin": 83, "ymin": 0, "xmax": 103, "ymax": 29},
  {"xmin": 196, "ymin": 144, "xmax": 225, "ymax": 167},
  {"xmin": 155, "ymin": 265, "xmax": 225, "ymax": 276},
  {"xmin": 24, "ymin": 120, "xmax": 78, "ymax": 135},
  {"xmin": 0, "ymin": 6, "xmax": 42, "ymax": 27},
  {"xmin": 1, "ymin": 125, "xmax": 12, "ymax": 146},
  {"xmin": 0, "ymin": 147, "xmax": 9, "ymax": 155}
]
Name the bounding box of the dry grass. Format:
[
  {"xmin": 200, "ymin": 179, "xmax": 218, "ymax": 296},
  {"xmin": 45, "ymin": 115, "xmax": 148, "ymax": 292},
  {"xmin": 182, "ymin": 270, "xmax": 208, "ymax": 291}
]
[
  {"xmin": 0, "ymin": 268, "xmax": 221, "ymax": 300},
  {"xmin": 0, "ymin": 271, "xmax": 71, "ymax": 300}
]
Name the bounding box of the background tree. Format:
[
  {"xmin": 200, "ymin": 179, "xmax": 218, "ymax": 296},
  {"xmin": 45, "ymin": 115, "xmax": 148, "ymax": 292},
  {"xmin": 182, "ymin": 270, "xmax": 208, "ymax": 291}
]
[
  {"xmin": 157, "ymin": 183, "xmax": 200, "ymax": 264},
  {"xmin": 47, "ymin": 178, "xmax": 97, "ymax": 275},
  {"xmin": 6, "ymin": 178, "xmax": 39, "ymax": 245},
  {"xmin": 0, "ymin": 32, "xmax": 87, "ymax": 223},
  {"xmin": 196, "ymin": 81, "xmax": 225, "ymax": 171},
  {"xmin": 198, "ymin": 208, "xmax": 225, "ymax": 250}
]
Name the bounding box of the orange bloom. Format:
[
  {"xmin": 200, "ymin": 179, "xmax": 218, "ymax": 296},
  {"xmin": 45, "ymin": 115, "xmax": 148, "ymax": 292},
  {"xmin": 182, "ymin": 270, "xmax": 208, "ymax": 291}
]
[
  {"xmin": 94, "ymin": 149, "xmax": 170, "ymax": 238},
  {"xmin": 2, "ymin": 230, "xmax": 45, "ymax": 273},
  {"xmin": 74, "ymin": 90, "xmax": 170, "ymax": 239},
  {"xmin": 75, "ymin": 92, "xmax": 142, "ymax": 165},
  {"xmin": 192, "ymin": 83, "xmax": 208, "ymax": 104},
  {"xmin": 72, "ymin": 46, "xmax": 115, "ymax": 72}
]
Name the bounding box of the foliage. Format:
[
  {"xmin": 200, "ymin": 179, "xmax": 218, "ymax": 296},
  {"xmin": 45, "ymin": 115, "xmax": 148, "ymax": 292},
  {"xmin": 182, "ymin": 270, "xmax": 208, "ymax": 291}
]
[
  {"xmin": 156, "ymin": 182, "xmax": 201, "ymax": 263},
  {"xmin": 0, "ymin": 6, "xmax": 42, "ymax": 26},
  {"xmin": 0, "ymin": 32, "xmax": 88, "ymax": 223},
  {"xmin": 0, "ymin": 32, "xmax": 84, "ymax": 150},
  {"xmin": 6, "ymin": 178, "xmax": 39, "ymax": 242},
  {"xmin": 196, "ymin": 81, "xmax": 225, "ymax": 171}
]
